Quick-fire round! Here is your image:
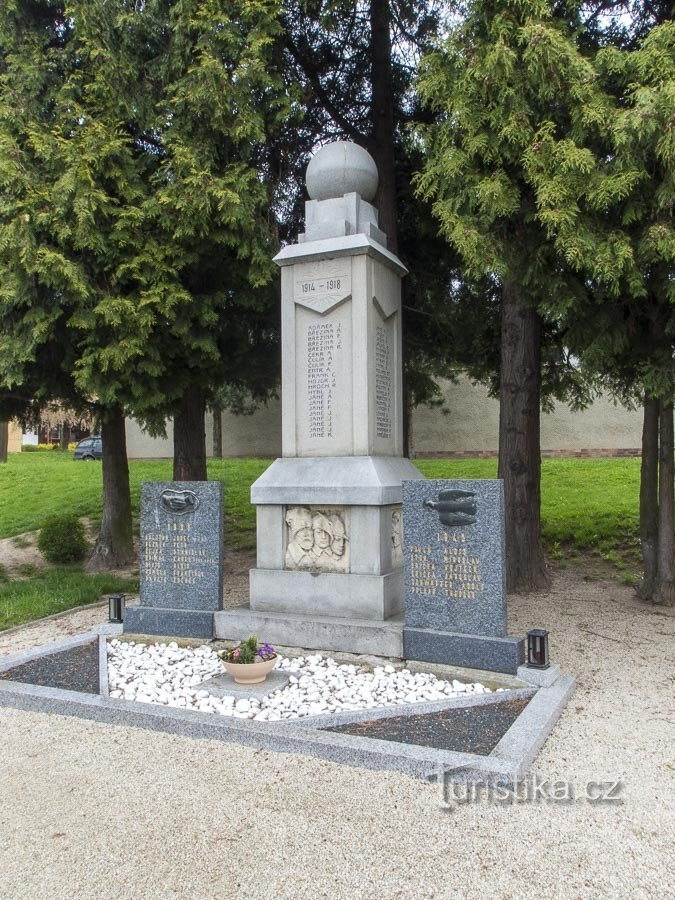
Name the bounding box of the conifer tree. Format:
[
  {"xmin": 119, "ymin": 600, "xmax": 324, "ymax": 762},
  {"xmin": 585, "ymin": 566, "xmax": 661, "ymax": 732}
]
[
  {"xmin": 415, "ymin": 0, "xmax": 607, "ymax": 590},
  {"xmin": 0, "ymin": 0, "xmax": 289, "ymax": 562},
  {"xmin": 524, "ymin": 21, "xmax": 674, "ymax": 605}
]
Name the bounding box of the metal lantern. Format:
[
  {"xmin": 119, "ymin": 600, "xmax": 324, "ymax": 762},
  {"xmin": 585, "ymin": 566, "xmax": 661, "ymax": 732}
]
[
  {"xmin": 527, "ymin": 629, "xmax": 550, "ymax": 669},
  {"xmin": 109, "ymin": 593, "xmax": 125, "ymax": 624}
]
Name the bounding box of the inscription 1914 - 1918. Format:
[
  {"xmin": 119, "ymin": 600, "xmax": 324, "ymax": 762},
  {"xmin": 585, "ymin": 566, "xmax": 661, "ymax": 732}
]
[{"xmin": 294, "ymin": 260, "xmax": 351, "ymax": 315}]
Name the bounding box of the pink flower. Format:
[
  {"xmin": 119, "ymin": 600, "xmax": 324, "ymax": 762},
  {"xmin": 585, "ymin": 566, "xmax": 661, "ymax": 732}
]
[{"xmin": 232, "ymin": 648, "xmax": 240, "ymax": 658}]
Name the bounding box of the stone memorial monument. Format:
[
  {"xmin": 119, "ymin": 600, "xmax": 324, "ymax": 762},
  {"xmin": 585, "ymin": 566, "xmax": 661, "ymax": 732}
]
[
  {"xmin": 125, "ymin": 481, "xmax": 224, "ymax": 638},
  {"xmin": 402, "ymin": 479, "xmax": 525, "ymax": 674},
  {"xmin": 215, "ymin": 141, "xmax": 423, "ymax": 656}
]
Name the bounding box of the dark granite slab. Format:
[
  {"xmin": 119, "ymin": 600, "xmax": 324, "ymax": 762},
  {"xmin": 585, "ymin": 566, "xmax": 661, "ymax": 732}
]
[
  {"xmin": 124, "ymin": 606, "xmax": 215, "ymax": 639},
  {"xmin": 325, "ymin": 696, "xmax": 531, "ymax": 755},
  {"xmin": 403, "ymin": 479, "xmax": 507, "ymax": 637},
  {"xmin": 403, "ymin": 628, "xmax": 525, "ymax": 675},
  {"xmin": 0, "ymin": 641, "xmax": 99, "ymax": 694},
  {"xmin": 138, "ymin": 481, "xmax": 224, "ymax": 613}
]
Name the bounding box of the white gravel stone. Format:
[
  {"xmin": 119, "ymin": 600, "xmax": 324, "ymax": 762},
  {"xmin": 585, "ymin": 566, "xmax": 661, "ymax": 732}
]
[{"xmin": 106, "ymin": 640, "xmax": 489, "ymax": 720}]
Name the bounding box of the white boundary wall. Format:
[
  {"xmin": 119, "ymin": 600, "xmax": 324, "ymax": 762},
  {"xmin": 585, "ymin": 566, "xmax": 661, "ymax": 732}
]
[{"xmin": 124, "ymin": 377, "xmax": 642, "ymax": 459}]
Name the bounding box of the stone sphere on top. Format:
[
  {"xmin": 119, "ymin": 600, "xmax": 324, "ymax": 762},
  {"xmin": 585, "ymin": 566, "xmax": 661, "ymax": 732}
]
[{"xmin": 306, "ymin": 141, "xmax": 379, "ymax": 202}]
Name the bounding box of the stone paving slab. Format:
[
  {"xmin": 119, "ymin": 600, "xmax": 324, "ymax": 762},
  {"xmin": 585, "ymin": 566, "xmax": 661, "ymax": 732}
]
[{"xmin": 200, "ymin": 669, "xmax": 291, "ymax": 699}]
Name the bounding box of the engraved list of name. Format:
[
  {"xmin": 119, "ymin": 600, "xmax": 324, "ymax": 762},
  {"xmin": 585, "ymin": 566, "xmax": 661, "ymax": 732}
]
[
  {"xmin": 143, "ymin": 521, "xmax": 217, "ymax": 587},
  {"xmin": 307, "ymin": 320, "xmax": 341, "ymax": 439},
  {"xmin": 375, "ymin": 325, "xmax": 392, "ymax": 439},
  {"xmin": 408, "ymin": 531, "xmax": 484, "ymax": 601}
]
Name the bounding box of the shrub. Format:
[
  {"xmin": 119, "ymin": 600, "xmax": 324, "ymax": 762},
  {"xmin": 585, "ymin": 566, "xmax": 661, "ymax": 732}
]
[{"xmin": 37, "ymin": 515, "xmax": 89, "ymax": 563}]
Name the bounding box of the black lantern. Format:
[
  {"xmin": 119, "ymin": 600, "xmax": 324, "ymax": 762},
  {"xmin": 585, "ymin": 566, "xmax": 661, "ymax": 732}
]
[
  {"xmin": 109, "ymin": 593, "xmax": 125, "ymax": 624},
  {"xmin": 527, "ymin": 629, "xmax": 550, "ymax": 669}
]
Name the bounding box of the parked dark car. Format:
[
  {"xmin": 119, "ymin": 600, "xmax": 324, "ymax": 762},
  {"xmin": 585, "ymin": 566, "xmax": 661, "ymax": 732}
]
[{"xmin": 73, "ymin": 436, "xmax": 103, "ymax": 460}]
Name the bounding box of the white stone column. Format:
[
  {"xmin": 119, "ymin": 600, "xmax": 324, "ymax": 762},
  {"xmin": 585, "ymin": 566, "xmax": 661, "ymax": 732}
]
[{"xmin": 215, "ymin": 142, "xmax": 423, "ymax": 656}]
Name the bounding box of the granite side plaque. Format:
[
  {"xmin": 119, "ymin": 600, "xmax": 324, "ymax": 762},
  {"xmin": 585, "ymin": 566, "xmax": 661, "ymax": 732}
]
[
  {"xmin": 139, "ymin": 481, "xmax": 224, "ymax": 611},
  {"xmin": 402, "ymin": 479, "xmax": 506, "ymax": 638},
  {"xmin": 124, "ymin": 482, "xmax": 224, "ymax": 639}
]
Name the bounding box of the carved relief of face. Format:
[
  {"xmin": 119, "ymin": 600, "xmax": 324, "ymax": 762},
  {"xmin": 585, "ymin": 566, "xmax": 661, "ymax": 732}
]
[
  {"xmin": 391, "ymin": 510, "xmax": 402, "ymax": 548},
  {"xmin": 296, "ymin": 526, "xmax": 315, "ymax": 551},
  {"xmin": 329, "ymin": 514, "xmax": 346, "ymax": 558},
  {"xmin": 314, "ymin": 528, "xmax": 331, "ymax": 550},
  {"xmin": 312, "ymin": 513, "xmax": 333, "ymax": 550}
]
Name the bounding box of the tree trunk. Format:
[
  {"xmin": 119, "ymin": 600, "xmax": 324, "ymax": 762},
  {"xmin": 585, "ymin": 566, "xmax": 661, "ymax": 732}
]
[
  {"xmin": 59, "ymin": 420, "xmax": 70, "ymax": 452},
  {"xmin": 212, "ymin": 403, "xmax": 223, "ymax": 459},
  {"xmin": 498, "ymin": 282, "xmax": 549, "ymax": 592},
  {"xmin": 173, "ymin": 385, "xmax": 207, "ymax": 481},
  {"xmin": 654, "ymin": 399, "xmax": 674, "ymax": 606},
  {"xmin": 88, "ymin": 405, "xmax": 134, "ymax": 570},
  {"xmin": 0, "ymin": 421, "xmax": 8, "ymax": 463},
  {"xmin": 369, "ymin": 0, "xmax": 398, "ymax": 254},
  {"xmin": 639, "ymin": 393, "xmax": 659, "ymax": 600}
]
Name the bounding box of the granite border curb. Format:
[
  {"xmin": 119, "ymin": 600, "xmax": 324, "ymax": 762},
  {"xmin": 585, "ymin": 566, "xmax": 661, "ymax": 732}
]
[
  {"xmin": 98, "ymin": 635, "xmax": 109, "ymax": 699},
  {"xmin": 0, "ymin": 678, "xmax": 514, "ymax": 782},
  {"xmin": 280, "ymin": 686, "xmax": 536, "ymax": 729},
  {"xmin": 490, "ymin": 675, "xmax": 576, "ymax": 780},
  {"xmin": 0, "ymin": 630, "xmax": 574, "ymax": 785}
]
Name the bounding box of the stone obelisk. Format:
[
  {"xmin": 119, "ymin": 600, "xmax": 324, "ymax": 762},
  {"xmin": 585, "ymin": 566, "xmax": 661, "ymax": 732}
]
[{"xmin": 215, "ymin": 141, "xmax": 423, "ymax": 656}]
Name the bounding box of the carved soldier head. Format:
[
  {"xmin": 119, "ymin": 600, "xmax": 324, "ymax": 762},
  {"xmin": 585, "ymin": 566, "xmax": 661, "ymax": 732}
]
[
  {"xmin": 312, "ymin": 513, "xmax": 333, "ymax": 550},
  {"xmin": 328, "ymin": 514, "xmax": 347, "ymax": 558},
  {"xmin": 286, "ymin": 507, "xmax": 314, "ymax": 551},
  {"xmin": 391, "ymin": 509, "xmax": 402, "ymax": 549}
]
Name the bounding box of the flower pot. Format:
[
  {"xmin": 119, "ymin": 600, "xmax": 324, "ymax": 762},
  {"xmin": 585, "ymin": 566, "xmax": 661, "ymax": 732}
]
[{"xmin": 221, "ymin": 655, "xmax": 278, "ymax": 685}]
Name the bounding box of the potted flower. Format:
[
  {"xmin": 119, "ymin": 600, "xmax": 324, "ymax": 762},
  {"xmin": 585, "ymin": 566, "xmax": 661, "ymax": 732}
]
[{"xmin": 218, "ymin": 635, "xmax": 277, "ymax": 685}]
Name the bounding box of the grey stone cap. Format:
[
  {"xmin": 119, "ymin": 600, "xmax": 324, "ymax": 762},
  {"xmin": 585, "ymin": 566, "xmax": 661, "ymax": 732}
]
[
  {"xmin": 251, "ymin": 456, "xmax": 424, "ymax": 505},
  {"xmin": 273, "ymin": 233, "xmax": 408, "ymax": 277},
  {"xmin": 517, "ymin": 663, "xmax": 561, "ymax": 688}
]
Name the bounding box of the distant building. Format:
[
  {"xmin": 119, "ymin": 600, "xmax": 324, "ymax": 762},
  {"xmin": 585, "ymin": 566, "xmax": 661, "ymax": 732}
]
[{"xmin": 7, "ymin": 421, "xmax": 22, "ymax": 453}]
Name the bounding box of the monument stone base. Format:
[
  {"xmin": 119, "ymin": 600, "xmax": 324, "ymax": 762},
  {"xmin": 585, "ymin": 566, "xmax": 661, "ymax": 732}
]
[
  {"xmin": 214, "ymin": 607, "xmax": 404, "ymax": 658},
  {"xmin": 250, "ymin": 569, "xmax": 403, "ymax": 619},
  {"xmin": 403, "ymin": 627, "xmax": 525, "ymax": 675}
]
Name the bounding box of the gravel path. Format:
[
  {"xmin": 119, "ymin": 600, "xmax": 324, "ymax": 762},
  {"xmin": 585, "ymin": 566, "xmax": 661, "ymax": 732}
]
[{"xmin": 0, "ymin": 567, "xmax": 673, "ymax": 900}]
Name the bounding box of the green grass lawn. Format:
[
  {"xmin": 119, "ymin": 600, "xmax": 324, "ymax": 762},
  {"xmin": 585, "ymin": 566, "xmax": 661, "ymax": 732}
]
[
  {"xmin": 0, "ymin": 451, "xmax": 641, "ymax": 558},
  {"xmin": 415, "ymin": 457, "xmax": 641, "ymax": 557},
  {"xmin": 0, "ymin": 566, "xmax": 139, "ymax": 632},
  {"xmin": 0, "ymin": 452, "xmax": 642, "ymax": 631},
  {"xmin": 0, "ymin": 452, "xmax": 269, "ymax": 549}
]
